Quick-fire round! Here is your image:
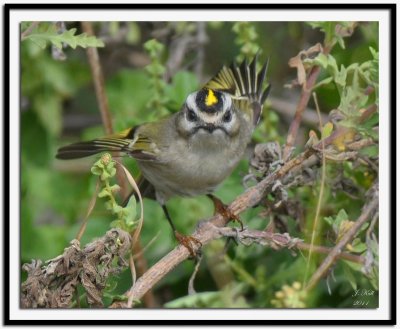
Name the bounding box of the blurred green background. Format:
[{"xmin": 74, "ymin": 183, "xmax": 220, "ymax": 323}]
[{"xmin": 21, "ymin": 21, "xmax": 379, "ymax": 308}]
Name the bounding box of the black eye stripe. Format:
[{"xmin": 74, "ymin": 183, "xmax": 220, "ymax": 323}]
[
  {"xmin": 223, "ymin": 110, "xmax": 232, "ymax": 122},
  {"xmin": 187, "ymin": 109, "xmax": 197, "ymax": 122}
]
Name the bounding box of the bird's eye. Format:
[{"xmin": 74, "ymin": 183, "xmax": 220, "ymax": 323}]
[
  {"xmin": 223, "ymin": 110, "xmax": 232, "ymax": 123},
  {"xmin": 187, "ymin": 109, "xmax": 197, "ymax": 122}
]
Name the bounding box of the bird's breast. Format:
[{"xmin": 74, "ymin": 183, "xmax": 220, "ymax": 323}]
[{"xmin": 137, "ymin": 134, "xmax": 247, "ymax": 202}]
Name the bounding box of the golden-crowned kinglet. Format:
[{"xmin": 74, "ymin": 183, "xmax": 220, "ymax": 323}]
[{"xmin": 57, "ymin": 55, "xmax": 271, "ymax": 255}]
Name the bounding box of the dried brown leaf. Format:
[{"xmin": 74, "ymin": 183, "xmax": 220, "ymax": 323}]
[
  {"xmin": 288, "ymin": 43, "xmax": 323, "ymax": 88},
  {"xmin": 21, "ymin": 229, "xmax": 131, "ymax": 308}
]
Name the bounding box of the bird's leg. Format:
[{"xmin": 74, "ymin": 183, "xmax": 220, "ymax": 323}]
[
  {"xmin": 161, "ymin": 205, "xmax": 202, "ymax": 258},
  {"xmin": 207, "ymin": 194, "xmax": 244, "ymax": 231}
]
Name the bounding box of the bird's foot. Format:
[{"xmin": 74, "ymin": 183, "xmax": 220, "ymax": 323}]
[
  {"xmin": 207, "ymin": 194, "xmax": 244, "ymax": 231},
  {"xmin": 174, "ymin": 231, "xmax": 202, "ymax": 258}
]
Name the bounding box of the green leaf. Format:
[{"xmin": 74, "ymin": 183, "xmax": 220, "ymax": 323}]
[
  {"xmin": 324, "ymin": 215, "xmax": 334, "ymax": 226},
  {"xmin": 307, "ymin": 53, "xmax": 329, "ymax": 68},
  {"xmin": 145, "ymin": 63, "xmax": 166, "ymax": 76},
  {"xmin": 165, "ymin": 291, "xmax": 221, "ymax": 308},
  {"xmin": 335, "ymin": 66, "xmax": 347, "ymax": 89},
  {"xmin": 109, "ymin": 184, "xmax": 121, "ymax": 193},
  {"xmin": 343, "ymin": 262, "xmax": 358, "ymax": 290},
  {"xmin": 107, "ymin": 69, "xmax": 153, "ymax": 126},
  {"xmin": 100, "ymin": 170, "xmax": 112, "ymax": 181},
  {"xmin": 91, "ymin": 158, "xmax": 105, "ymax": 175},
  {"xmin": 359, "ymin": 145, "xmax": 378, "ymax": 158},
  {"xmin": 91, "ymin": 166, "xmax": 102, "ymax": 176},
  {"xmin": 336, "ymin": 209, "xmax": 348, "ymax": 223},
  {"xmin": 124, "ymin": 197, "xmax": 137, "ymax": 221},
  {"xmin": 25, "ymin": 26, "xmax": 104, "ymax": 51},
  {"xmin": 98, "ymin": 188, "xmax": 111, "ymax": 198},
  {"xmin": 360, "ymin": 112, "xmax": 379, "ymax": 129},
  {"xmin": 165, "ymin": 283, "xmax": 249, "ymax": 308},
  {"xmin": 350, "ymin": 239, "xmax": 367, "ymax": 253},
  {"xmin": 330, "ymin": 209, "xmax": 349, "ymax": 235},
  {"xmin": 308, "ymin": 21, "xmax": 354, "ymax": 49},
  {"xmin": 109, "ymin": 219, "xmax": 121, "ymax": 229},
  {"xmin": 105, "ymin": 200, "xmax": 114, "ymax": 211},
  {"xmin": 112, "ymin": 204, "xmax": 123, "ymax": 215},
  {"xmin": 321, "ymin": 122, "xmax": 334, "ymax": 139},
  {"xmin": 343, "ymin": 259, "xmax": 362, "ymax": 272},
  {"xmin": 144, "ymin": 39, "xmax": 165, "ymax": 57},
  {"xmin": 313, "ymin": 76, "xmax": 333, "ymax": 89}
]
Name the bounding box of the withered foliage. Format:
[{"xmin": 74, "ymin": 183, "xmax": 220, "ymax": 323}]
[{"xmin": 21, "ymin": 229, "xmax": 131, "ymax": 308}]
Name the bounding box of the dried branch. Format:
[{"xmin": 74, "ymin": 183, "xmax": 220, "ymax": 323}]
[
  {"xmin": 80, "ymin": 22, "xmax": 129, "ymax": 200},
  {"xmin": 282, "ymin": 43, "xmax": 334, "ymax": 160},
  {"xmin": 214, "ymin": 226, "xmax": 365, "ymax": 264},
  {"xmin": 80, "ymin": 22, "xmax": 113, "ymax": 135},
  {"xmin": 282, "ymin": 64, "xmax": 323, "ymax": 160}
]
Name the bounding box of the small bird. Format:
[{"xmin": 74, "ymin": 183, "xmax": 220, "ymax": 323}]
[{"xmin": 56, "ymin": 55, "xmax": 271, "ymax": 256}]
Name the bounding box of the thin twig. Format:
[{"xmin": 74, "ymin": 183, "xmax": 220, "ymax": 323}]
[
  {"xmin": 282, "ymin": 65, "xmax": 322, "ymax": 160},
  {"xmin": 215, "ymin": 227, "xmax": 365, "ymax": 264},
  {"xmin": 188, "ymin": 254, "xmax": 203, "ymax": 295},
  {"xmin": 80, "ymin": 22, "xmax": 113, "ymax": 135},
  {"xmin": 296, "ymin": 241, "xmax": 364, "ymax": 264},
  {"xmin": 282, "ymin": 42, "xmax": 334, "ymax": 160},
  {"xmin": 303, "ymin": 92, "xmax": 326, "ymax": 286}
]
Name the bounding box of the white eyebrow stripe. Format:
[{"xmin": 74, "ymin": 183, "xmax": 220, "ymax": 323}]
[
  {"xmin": 222, "ymin": 93, "xmax": 232, "ymax": 110},
  {"xmin": 186, "ymin": 92, "xmax": 197, "ymax": 110}
]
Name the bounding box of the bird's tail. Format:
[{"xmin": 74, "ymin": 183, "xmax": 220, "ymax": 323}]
[{"xmin": 204, "ymin": 53, "xmax": 271, "ymax": 125}]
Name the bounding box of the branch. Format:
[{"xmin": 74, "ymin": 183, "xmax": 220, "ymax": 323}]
[
  {"xmin": 282, "ymin": 65, "xmax": 322, "ymax": 160},
  {"xmin": 80, "ymin": 22, "xmax": 113, "ymax": 135},
  {"xmin": 214, "ymin": 227, "xmax": 365, "ymax": 264},
  {"xmin": 282, "ymin": 43, "xmax": 333, "ymax": 160}
]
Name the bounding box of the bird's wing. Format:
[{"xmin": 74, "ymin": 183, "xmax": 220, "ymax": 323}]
[{"xmin": 56, "ymin": 126, "xmax": 159, "ymax": 161}]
